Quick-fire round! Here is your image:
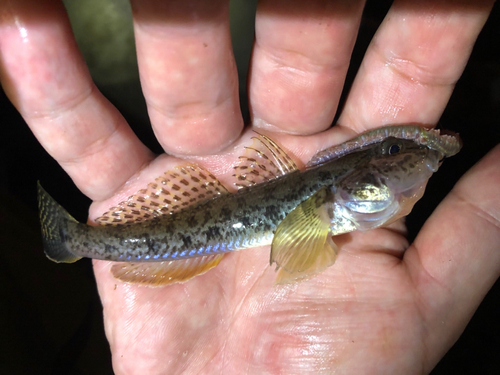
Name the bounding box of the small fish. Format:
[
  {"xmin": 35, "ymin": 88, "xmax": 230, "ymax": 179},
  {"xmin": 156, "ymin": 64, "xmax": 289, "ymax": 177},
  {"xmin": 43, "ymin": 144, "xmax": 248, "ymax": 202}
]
[{"xmin": 38, "ymin": 125, "xmax": 461, "ymax": 285}]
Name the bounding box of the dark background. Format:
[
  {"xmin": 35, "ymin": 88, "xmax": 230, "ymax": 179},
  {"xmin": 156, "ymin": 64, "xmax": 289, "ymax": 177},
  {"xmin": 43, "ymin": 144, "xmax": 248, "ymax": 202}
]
[{"xmin": 1, "ymin": 1, "xmax": 499, "ymax": 373}]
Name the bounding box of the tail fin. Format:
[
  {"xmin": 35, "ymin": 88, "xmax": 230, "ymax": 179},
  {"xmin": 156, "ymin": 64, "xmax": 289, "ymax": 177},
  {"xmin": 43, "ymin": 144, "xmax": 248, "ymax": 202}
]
[{"xmin": 37, "ymin": 182, "xmax": 82, "ymax": 263}]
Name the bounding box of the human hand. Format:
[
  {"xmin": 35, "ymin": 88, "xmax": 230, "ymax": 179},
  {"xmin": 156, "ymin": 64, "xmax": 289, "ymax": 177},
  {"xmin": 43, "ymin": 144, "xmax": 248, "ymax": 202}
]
[{"xmin": 1, "ymin": 0, "xmax": 498, "ymax": 374}]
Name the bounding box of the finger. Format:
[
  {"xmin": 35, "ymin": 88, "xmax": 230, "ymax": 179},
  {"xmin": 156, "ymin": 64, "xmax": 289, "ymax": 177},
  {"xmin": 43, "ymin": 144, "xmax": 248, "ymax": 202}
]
[
  {"xmin": 338, "ymin": 0, "xmax": 495, "ymax": 132},
  {"xmin": 249, "ymin": 0, "xmax": 365, "ymax": 134},
  {"xmin": 130, "ymin": 0, "xmax": 243, "ymax": 156},
  {"xmin": 404, "ymin": 144, "xmax": 500, "ymax": 369},
  {"xmin": 0, "ymin": 0, "xmax": 153, "ymax": 201}
]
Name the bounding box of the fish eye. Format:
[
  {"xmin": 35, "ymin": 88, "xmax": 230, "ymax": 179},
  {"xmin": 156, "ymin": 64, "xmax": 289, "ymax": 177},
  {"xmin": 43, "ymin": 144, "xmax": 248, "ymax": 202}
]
[
  {"xmin": 380, "ymin": 138, "xmax": 405, "ymax": 156},
  {"xmin": 388, "ymin": 143, "xmax": 401, "ymax": 155}
]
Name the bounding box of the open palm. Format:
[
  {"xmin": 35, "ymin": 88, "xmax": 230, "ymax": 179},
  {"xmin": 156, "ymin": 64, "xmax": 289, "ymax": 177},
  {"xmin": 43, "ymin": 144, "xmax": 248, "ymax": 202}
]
[{"xmin": 1, "ymin": 0, "xmax": 498, "ymax": 374}]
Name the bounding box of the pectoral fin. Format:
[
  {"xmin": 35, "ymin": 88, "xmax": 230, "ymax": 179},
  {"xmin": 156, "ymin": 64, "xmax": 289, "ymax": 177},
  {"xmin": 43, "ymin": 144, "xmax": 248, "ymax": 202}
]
[
  {"xmin": 111, "ymin": 254, "xmax": 224, "ymax": 287},
  {"xmin": 271, "ymin": 188, "xmax": 338, "ymax": 284}
]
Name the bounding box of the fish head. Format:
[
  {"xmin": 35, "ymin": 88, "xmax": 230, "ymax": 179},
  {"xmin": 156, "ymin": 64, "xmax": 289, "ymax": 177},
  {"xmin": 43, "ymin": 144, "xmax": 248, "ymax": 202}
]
[{"xmin": 332, "ymin": 137, "xmax": 448, "ymax": 231}]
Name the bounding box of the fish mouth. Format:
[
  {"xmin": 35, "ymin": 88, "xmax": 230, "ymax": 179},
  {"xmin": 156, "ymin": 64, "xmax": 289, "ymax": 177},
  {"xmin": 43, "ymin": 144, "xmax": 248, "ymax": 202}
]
[{"xmin": 425, "ymin": 149, "xmax": 442, "ymax": 173}]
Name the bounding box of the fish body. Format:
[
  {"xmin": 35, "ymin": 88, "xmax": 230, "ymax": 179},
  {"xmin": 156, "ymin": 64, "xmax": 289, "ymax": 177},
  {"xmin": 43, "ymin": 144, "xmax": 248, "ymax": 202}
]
[{"xmin": 38, "ymin": 125, "xmax": 461, "ymax": 284}]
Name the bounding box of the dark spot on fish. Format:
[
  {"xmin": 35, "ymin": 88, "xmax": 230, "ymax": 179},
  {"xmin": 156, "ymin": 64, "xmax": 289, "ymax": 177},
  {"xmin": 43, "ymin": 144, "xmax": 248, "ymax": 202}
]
[
  {"xmin": 219, "ymin": 206, "xmax": 232, "ymax": 218},
  {"xmin": 241, "ymin": 216, "xmax": 252, "ymax": 227},
  {"xmin": 104, "ymin": 244, "xmax": 116, "ymax": 253},
  {"xmin": 182, "ymin": 235, "xmax": 192, "ymax": 248},
  {"xmin": 186, "ymin": 214, "xmax": 199, "ymax": 228},
  {"xmin": 203, "ymin": 225, "xmax": 221, "ymax": 241}
]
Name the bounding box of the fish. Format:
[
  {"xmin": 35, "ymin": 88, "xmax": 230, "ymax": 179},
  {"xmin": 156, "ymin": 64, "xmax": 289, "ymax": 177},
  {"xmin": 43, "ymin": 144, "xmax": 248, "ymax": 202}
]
[{"xmin": 38, "ymin": 125, "xmax": 462, "ymax": 286}]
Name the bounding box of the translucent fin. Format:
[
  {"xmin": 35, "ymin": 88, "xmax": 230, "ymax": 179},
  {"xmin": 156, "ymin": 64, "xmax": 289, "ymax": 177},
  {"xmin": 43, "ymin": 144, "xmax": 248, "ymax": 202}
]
[
  {"xmin": 275, "ymin": 237, "xmax": 337, "ymax": 284},
  {"xmin": 37, "ymin": 182, "xmax": 82, "ymax": 263},
  {"xmin": 111, "ymin": 254, "xmax": 223, "ymax": 286},
  {"xmin": 95, "ymin": 163, "xmax": 228, "ymax": 225},
  {"xmin": 233, "ymin": 132, "xmax": 298, "ymax": 189},
  {"xmin": 271, "ymin": 188, "xmax": 338, "ymax": 283}
]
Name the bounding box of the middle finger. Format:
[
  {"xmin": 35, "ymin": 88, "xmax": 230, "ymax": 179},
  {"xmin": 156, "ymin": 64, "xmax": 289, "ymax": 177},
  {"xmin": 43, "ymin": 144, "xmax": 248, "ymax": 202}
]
[{"xmin": 249, "ymin": 0, "xmax": 366, "ymax": 135}]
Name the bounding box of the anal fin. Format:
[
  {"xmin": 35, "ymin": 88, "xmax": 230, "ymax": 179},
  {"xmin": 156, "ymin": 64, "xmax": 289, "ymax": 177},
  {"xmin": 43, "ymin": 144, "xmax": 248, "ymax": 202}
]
[{"xmin": 111, "ymin": 254, "xmax": 224, "ymax": 287}]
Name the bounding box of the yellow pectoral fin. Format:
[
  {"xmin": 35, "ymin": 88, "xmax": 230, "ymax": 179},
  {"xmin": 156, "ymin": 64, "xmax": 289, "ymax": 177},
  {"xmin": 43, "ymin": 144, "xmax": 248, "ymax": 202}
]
[
  {"xmin": 111, "ymin": 254, "xmax": 224, "ymax": 287},
  {"xmin": 271, "ymin": 188, "xmax": 338, "ymax": 284},
  {"xmin": 275, "ymin": 236, "xmax": 337, "ymax": 285}
]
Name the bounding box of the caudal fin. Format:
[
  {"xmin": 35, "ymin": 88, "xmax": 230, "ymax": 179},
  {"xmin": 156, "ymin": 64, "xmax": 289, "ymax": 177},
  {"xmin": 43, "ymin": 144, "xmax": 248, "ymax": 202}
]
[{"xmin": 37, "ymin": 182, "xmax": 82, "ymax": 263}]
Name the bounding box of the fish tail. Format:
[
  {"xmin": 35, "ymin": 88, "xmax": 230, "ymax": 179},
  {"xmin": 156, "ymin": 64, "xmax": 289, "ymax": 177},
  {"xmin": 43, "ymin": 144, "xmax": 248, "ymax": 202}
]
[{"xmin": 37, "ymin": 182, "xmax": 82, "ymax": 263}]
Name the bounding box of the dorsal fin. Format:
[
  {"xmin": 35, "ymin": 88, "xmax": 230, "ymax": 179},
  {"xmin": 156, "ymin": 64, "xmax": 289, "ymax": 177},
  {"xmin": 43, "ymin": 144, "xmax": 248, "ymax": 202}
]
[
  {"xmin": 93, "ymin": 163, "xmax": 229, "ymax": 287},
  {"xmin": 232, "ymin": 132, "xmax": 298, "ymax": 189},
  {"xmin": 95, "ymin": 163, "xmax": 228, "ymax": 225}
]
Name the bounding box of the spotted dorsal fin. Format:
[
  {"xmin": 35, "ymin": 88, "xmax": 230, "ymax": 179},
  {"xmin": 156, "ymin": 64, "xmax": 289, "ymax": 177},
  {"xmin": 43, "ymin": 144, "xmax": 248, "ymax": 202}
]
[
  {"xmin": 93, "ymin": 163, "xmax": 228, "ymax": 287},
  {"xmin": 232, "ymin": 132, "xmax": 298, "ymax": 189},
  {"xmin": 95, "ymin": 163, "xmax": 228, "ymax": 225}
]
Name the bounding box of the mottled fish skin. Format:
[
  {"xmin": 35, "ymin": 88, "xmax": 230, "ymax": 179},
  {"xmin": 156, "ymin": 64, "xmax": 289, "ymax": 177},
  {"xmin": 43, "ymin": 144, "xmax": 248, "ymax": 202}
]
[
  {"xmin": 39, "ymin": 153, "xmax": 362, "ymax": 262},
  {"xmin": 38, "ymin": 125, "xmax": 461, "ymax": 264}
]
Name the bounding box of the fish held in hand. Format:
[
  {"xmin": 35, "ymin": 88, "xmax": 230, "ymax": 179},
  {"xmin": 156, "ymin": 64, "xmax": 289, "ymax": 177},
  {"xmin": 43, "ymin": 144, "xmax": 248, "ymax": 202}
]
[{"xmin": 38, "ymin": 125, "xmax": 462, "ymax": 286}]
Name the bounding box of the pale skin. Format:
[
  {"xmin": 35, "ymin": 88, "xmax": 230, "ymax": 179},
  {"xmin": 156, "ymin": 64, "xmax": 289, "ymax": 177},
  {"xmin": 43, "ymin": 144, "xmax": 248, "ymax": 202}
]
[{"xmin": 1, "ymin": 0, "xmax": 499, "ymax": 373}]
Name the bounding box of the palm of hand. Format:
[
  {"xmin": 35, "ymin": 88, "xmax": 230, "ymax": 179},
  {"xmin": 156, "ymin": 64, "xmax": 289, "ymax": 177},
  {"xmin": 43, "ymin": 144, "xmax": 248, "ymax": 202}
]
[
  {"xmin": 90, "ymin": 176, "xmax": 460, "ymax": 374},
  {"xmin": 94, "ymin": 229, "xmax": 418, "ymax": 374}
]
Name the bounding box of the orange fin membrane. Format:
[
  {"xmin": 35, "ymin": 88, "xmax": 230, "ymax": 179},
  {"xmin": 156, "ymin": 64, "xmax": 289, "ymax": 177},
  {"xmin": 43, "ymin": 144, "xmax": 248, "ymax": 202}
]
[
  {"xmin": 95, "ymin": 164, "xmax": 228, "ymax": 225},
  {"xmin": 233, "ymin": 132, "xmax": 298, "ymax": 189},
  {"xmin": 110, "ymin": 255, "xmax": 224, "ymax": 286},
  {"xmin": 271, "ymin": 188, "xmax": 339, "ymax": 284},
  {"xmin": 94, "ymin": 163, "xmax": 228, "ymax": 287}
]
